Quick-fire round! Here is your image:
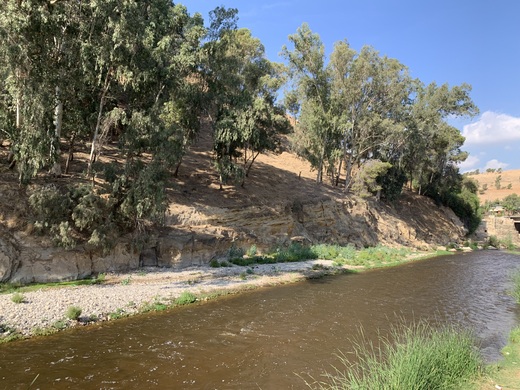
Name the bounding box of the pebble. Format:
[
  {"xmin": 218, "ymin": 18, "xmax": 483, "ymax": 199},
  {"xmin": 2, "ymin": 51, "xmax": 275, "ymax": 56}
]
[{"xmin": 0, "ymin": 261, "xmax": 337, "ymax": 336}]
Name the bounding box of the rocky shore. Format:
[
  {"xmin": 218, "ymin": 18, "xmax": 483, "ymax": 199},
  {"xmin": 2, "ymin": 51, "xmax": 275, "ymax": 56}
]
[{"xmin": 0, "ymin": 260, "xmax": 354, "ymax": 338}]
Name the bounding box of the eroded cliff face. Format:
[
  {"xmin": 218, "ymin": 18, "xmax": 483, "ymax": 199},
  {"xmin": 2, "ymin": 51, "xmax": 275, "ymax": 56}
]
[{"xmin": 0, "ymin": 191, "xmax": 465, "ymax": 283}]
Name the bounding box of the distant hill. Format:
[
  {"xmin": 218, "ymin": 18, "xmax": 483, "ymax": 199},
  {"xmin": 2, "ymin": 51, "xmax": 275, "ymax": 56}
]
[{"xmin": 465, "ymin": 169, "xmax": 520, "ymax": 204}]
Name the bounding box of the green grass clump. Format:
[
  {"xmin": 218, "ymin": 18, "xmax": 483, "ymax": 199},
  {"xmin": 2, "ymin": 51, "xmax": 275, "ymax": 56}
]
[
  {"xmin": 317, "ymin": 322, "xmax": 482, "ymax": 390},
  {"xmin": 11, "ymin": 292, "xmax": 25, "ymax": 304},
  {"xmin": 65, "ymin": 306, "xmax": 82, "ymax": 321},
  {"xmin": 141, "ymin": 300, "xmax": 168, "ymax": 313},
  {"xmin": 509, "ymin": 326, "xmax": 520, "ymax": 343},
  {"xmin": 175, "ymin": 291, "xmax": 197, "ymax": 305},
  {"xmin": 0, "ymin": 324, "xmax": 23, "ymax": 343},
  {"xmin": 510, "ymin": 270, "xmax": 520, "ymax": 304}
]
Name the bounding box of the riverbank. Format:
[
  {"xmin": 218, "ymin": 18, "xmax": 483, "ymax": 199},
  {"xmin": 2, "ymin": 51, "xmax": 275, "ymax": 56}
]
[
  {"xmin": 0, "ymin": 259, "xmax": 356, "ymax": 340},
  {"xmin": 477, "ymin": 327, "xmax": 520, "ymax": 390},
  {"xmin": 0, "ymin": 249, "xmax": 439, "ymax": 342}
]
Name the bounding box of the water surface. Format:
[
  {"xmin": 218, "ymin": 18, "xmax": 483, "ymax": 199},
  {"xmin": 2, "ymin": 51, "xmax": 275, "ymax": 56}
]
[{"xmin": 1, "ymin": 251, "xmax": 519, "ymax": 389}]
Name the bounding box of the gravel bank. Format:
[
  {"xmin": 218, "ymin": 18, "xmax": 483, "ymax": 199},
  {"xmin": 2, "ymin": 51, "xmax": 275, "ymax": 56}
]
[{"xmin": 0, "ymin": 260, "xmax": 348, "ymax": 337}]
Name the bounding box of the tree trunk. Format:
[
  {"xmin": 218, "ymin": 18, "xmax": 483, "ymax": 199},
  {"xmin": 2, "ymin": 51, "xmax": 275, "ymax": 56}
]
[
  {"xmin": 87, "ymin": 71, "xmax": 111, "ymax": 176},
  {"xmin": 335, "ymin": 158, "xmax": 343, "ymax": 186},
  {"xmin": 344, "ymin": 155, "xmax": 353, "ymax": 192},
  {"xmin": 50, "ymin": 86, "xmax": 63, "ymax": 176},
  {"xmin": 65, "ymin": 133, "xmax": 75, "ymax": 174}
]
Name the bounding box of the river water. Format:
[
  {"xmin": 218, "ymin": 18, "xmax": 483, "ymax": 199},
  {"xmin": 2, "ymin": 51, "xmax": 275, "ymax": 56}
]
[{"xmin": 1, "ymin": 251, "xmax": 519, "ymax": 389}]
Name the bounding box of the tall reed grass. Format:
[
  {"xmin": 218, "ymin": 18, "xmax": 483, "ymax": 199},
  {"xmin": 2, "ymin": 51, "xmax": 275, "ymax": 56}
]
[{"xmin": 314, "ymin": 322, "xmax": 482, "ymax": 390}]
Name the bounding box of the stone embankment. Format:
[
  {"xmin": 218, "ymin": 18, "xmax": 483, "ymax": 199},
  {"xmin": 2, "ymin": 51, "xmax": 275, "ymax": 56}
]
[
  {"xmin": 481, "ymin": 216, "xmax": 520, "ymax": 246},
  {"xmin": 0, "ymin": 192, "xmax": 465, "ymax": 284}
]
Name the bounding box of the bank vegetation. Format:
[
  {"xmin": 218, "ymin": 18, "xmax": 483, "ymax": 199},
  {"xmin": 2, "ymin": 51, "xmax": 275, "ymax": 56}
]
[{"xmin": 1, "ymin": 1, "xmax": 481, "ymax": 259}]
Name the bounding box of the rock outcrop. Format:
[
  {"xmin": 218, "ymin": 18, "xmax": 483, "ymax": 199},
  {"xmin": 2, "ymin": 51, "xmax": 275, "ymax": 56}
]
[{"xmin": 0, "ymin": 191, "xmax": 466, "ymax": 283}]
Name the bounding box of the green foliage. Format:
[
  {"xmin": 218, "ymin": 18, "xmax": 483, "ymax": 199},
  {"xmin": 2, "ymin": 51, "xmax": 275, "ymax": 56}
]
[
  {"xmin": 510, "ymin": 270, "xmax": 520, "ymax": 304},
  {"xmin": 487, "ymin": 235, "xmax": 500, "ymax": 248},
  {"xmin": 10, "ymin": 292, "xmax": 24, "ymax": 304},
  {"xmin": 274, "ymin": 242, "xmax": 317, "ymax": 262},
  {"xmin": 509, "ymin": 326, "xmax": 520, "ymax": 343},
  {"xmin": 65, "ymin": 306, "xmax": 82, "ymax": 321},
  {"xmin": 311, "ymin": 244, "xmax": 356, "ymax": 262},
  {"xmin": 429, "ymin": 174, "xmax": 482, "ymax": 235},
  {"xmin": 246, "ymin": 245, "xmax": 257, "ymax": 257},
  {"xmin": 228, "ymin": 245, "xmax": 245, "ymax": 261},
  {"xmin": 28, "ymin": 185, "xmax": 71, "ymax": 227},
  {"xmin": 175, "ymin": 291, "xmax": 197, "ymax": 305},
  {"xmin": 283, "ymin": 23, "xmax": 477, "ymax": 194},
  {"xmin": 0, "ymin": 324, "xmax": 23, "ymax": 343},
  {"xmin": 378, "ymin": 165, "xmax": 407, "ymax": 202},
  {"xmin": 141, "ymin": 299, "xmax": 168, "ymax": 313},
  {"xmin": 226, "ymin": 243, "xmax": 411, "ymax": 268},
  {"xmin": 350, "ymin": 160, "xmax": 392, "ymax": 198},
  {"xmin": 502, "ymin": 193, "xmax": 520, "ymax": 214},
  {"xmin": 316, "ymin": 322, "xmax": 482, "ymax": 390}
]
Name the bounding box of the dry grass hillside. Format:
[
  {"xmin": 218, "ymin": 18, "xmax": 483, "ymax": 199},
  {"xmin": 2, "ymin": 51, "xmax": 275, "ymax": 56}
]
[{"xmin": 466, "ymin": 169, "xmax": 520, "ymax": 204}]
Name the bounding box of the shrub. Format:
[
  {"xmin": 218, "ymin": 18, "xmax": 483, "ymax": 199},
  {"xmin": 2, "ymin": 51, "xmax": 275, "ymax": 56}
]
[
  {"xmin": 312, "ymin": 244, "xmax": 356, "ymax": 262},
  {"xmin": 487, "ymin": 235, "xmax": 500, "ymax": 248},
  {"xmin": 246, "ymin": 244, "xmax": 257, "ymax": 257},
  {"xmin": 228, "ymin": 245, "xmax": 245, "ymax": 261},
  {"xmin": 273, "ymin": 242, "xmax": 316, "ymax": 262},
  {"xmin": 28, "ymin": 185, "xmax": 71, "ymax": 226},
  {"xmin": 175, "ymin": 291, "xmax": 197, "ymax": 305},
  {"xmin": 65, "ymin": 306, "xmax": 82, "ymax": 321}
]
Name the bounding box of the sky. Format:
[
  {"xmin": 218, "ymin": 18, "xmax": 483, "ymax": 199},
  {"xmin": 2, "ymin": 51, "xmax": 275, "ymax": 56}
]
[{"xmin": 179, "ymin": 0, "xmax": 520, "ymax": 171}]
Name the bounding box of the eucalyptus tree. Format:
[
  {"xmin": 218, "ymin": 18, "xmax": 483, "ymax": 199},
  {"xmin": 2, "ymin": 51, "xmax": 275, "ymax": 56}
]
[
  {"xmin": 329, "ymin": 42, "xmax": 413, "ymax": 190},
  {"xmin": 201, "ymin": 11, "xmax": 290, "ymax": 187},
  {"xmin": 283, "ymin": 25, "xmax": 413, "ymax": 189},
  {"xmin": 403, "ymin": 82, "xmax": 478, "ymax": 196},
  {"xmin": 0, "ymin": 0, "xmax": 81, "ymax": 181},
  {"xmin": 282, "ymin": 23, "xmax": 337, "ymax": 184}
]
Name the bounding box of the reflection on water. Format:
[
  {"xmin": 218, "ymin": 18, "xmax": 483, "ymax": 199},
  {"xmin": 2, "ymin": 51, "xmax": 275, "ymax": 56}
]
[{"xmin": 0, "ymin": 251, "xmax": 519, "ymax": 389}]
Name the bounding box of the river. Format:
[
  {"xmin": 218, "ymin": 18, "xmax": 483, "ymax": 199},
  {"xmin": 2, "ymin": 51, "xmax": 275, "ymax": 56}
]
[{"xmin": 1, "ymin": 251, "xmax": 519, "ymax": 389}]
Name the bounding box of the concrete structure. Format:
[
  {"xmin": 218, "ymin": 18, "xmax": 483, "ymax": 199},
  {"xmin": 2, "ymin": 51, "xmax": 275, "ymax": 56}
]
[{"xmin": 482, "ymin": 216, "xmax": 520, "ymax": 246}]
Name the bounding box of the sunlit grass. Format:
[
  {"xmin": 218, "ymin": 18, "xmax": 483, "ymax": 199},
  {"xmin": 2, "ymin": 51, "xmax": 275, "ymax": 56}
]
[
  {"xmin": 312, "ymin": 322, "xmax": 482, "ymax": 390},
  {"xmin": 226, "ymin": 243, "xmax": 414, "ymax": 268},
  {"xmin": 0, "ymin": 274, "xmax": 105, "ymax": 295},
  {"xmin": 510, "ymin": 269, "xmax": 520, "ymax": 304}
]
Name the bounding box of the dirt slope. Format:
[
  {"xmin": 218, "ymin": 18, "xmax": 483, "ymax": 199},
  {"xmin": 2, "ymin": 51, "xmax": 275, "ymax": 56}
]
[{"xmin": 0, "ymin": 130, "xmax": 467, "ymax": 283}]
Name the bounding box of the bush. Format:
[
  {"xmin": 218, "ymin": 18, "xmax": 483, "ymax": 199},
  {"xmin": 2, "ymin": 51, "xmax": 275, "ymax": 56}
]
[
  {"xmin": 273, "ymin": 242, "xmax": 317, "ymax": 262},
  {"xmin": 487, "ymin": 235, "xmax": 500, "ymax": 248},
  {"xmin": 316, "ymin": 322, "xmax": 482, "ymax": 390},
  {"xmin": 28, "ymin": 185, "xmax": 71, "ymax": 226},
  {"xmin": 11, "ymin": 292, "xmax": 25, "ymax": 304},
  {"xmin": 312, "ymin": 244, "xmax": 356, "ymax": 262},
  {"xmin": 65, "ymin": 306, "xmax": 82, "ymax": 321},
  {"xmin": 228, "ymin": 245, "xmax": 245, "ymax": 261},
  {"xmin": 175, "ymin": 291, "xmax": 197, "ymax": 305}
]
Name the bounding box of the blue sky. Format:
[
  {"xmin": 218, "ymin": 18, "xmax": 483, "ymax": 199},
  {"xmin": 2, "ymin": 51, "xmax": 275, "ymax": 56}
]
[{"xmin": 180, "ymin": 0, "xmax": 520, "ymax": 171}]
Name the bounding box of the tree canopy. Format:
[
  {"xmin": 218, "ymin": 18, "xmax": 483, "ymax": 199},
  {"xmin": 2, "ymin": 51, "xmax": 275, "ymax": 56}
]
[{"xmin": 0, "ymin": 4, "xmax": 482, "ymax": 242}]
